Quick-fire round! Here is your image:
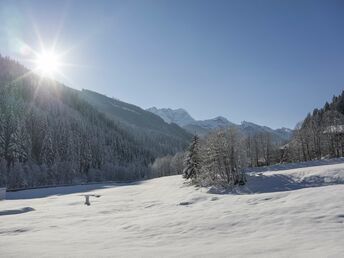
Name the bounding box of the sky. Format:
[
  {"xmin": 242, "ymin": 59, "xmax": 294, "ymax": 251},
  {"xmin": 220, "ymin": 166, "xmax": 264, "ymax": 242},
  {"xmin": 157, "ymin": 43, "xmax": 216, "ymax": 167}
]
[{"xmin": 0, "ymin": 0, "xmax": 343, "ymax": 129}]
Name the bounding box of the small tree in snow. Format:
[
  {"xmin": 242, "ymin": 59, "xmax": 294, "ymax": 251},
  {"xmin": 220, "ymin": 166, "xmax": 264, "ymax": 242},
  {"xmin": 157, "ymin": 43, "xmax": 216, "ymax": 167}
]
[{"xmin": 183, "ymin": 135, "xmax": 201, "ymax": 181}]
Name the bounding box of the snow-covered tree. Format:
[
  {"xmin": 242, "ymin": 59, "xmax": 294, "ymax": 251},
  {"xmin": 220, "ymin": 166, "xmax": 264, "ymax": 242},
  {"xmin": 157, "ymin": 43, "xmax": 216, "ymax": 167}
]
[
  {"xmin": 198, "ymin": 128, "xmax": 246, "ymax": 187},
  {"xmin": 40, "ymin": 129, "xmax": 55, "ymax": 167},
  {"xmin": 16, "ymin": 121, "xmax": 31, "ymax": 163},
  {"xmin": 183, "ymin": 135, "xmax": 201, "ymax": 180}
]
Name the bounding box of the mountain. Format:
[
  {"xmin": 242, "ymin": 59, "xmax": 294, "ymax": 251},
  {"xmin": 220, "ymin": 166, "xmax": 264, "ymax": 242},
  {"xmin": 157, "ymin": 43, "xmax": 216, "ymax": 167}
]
[
  {"xmin": 184, "ymin": 116, "xmax": 236, "ymax": 136},
  {"xmin": 274, "ymin": 127, "xmax": 294, "ymax": 141},
  {"xmin": 146, "ymin": 107, "xmax": 195, "ymax": 126},
  {"xmin": 147, "ymin": 107, "xmax": 293, "ymax": 141},
  {"xmin": 79, "ymin": 90, "xmax": 192, "ymax": 155},
  {"xmin": 147, "ymin": 107, "xmax": 235, "ymax": 134},
  {"xmin": 192, "ymin": 116, "xmax": 234, "ymax": 129},
  {"xmin": 240, "ymin": 121, "xmax": 293, "ymax": 141},
  {"xmin": 0, "ymin": 55, "xmax": 191, "ymax": 189}
]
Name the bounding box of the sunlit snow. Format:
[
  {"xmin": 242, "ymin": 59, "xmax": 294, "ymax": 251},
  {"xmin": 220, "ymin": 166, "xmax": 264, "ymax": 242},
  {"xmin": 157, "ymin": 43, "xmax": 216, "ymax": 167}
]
[{"xmin": 1, "ymin": 161, "xmax": 344, "ymax": 257}]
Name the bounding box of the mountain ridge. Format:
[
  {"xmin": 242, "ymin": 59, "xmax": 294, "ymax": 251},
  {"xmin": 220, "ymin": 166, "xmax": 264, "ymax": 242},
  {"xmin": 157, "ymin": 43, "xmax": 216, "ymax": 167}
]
[
  {"xmin": 146, "ymin": 107, "xmax": 195, "ymax": 126},
  {"xmin": 147, "ymin": 107, "xmax": 293, "ymax": 141},
  {"xmin": 79, "ymin": 90, "xmax": 192, "ymax": 155},
  {"xmin": 0, "ymin": 55, "xmax": 191, "ymax": 188}
]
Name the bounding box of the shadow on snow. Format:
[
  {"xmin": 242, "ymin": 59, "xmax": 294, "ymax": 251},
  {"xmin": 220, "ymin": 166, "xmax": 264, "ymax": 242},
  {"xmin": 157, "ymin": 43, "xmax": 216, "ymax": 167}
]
[
  {"xmin": 0, "ymin": 207, "xmax": 35, "ymax": 216},
  {"xmin": 208, "ymin": 174, "xmax": 344, "ymax": 195},
  {"xmin": 5, "ymin": 181, "xmax": 142, "ymax": 200},
  {"xmin": 244, "ymin": 157, "xmax": 344, "ymax": 173}
]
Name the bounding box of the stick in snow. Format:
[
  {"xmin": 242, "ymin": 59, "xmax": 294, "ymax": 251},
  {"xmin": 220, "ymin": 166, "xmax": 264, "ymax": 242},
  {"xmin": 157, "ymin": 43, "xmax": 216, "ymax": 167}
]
[{"xmin": 80, "ymin": 194, "xmax": 101, "ymax": 206}]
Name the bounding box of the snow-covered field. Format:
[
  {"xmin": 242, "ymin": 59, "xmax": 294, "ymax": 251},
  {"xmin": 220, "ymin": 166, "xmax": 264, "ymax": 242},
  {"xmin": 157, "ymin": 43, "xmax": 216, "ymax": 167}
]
[{"xmin": 1, "ymin": 161, "xmax": 344, "ymax": 257}]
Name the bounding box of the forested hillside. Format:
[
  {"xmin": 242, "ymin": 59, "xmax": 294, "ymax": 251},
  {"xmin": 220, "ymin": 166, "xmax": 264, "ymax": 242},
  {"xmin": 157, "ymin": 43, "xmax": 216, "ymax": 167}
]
[
  {"xmin": 285, "ymin": 91, "xmax": 344, "ymax": 162},
  {"xmin": 79, "ymin": 90, "xmax": 191, "ymax": 157},
  {"xmin": 152, "ymin": 91, "xmax": 344, "ymax": 186},
  {"xmin": 0, "ymin": 55, "xmax": 190, "ymax": 189}
]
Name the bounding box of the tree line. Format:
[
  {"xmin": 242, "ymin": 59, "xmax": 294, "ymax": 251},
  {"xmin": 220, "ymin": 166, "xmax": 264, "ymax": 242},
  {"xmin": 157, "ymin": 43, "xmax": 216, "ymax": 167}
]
[
  {"xmin": 151, "ymin": 128, "xmax": 283, "ymax": 187},
  {"xmin": 153, "ymin": 90, "xmax": 344, "ymax": 188}
]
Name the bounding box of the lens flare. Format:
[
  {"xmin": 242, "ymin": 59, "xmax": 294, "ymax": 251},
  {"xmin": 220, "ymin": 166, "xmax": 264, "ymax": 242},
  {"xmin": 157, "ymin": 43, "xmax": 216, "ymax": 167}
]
[{"xmin": 34, "ymin": 50, "xmax": 61, "ymax": 78}]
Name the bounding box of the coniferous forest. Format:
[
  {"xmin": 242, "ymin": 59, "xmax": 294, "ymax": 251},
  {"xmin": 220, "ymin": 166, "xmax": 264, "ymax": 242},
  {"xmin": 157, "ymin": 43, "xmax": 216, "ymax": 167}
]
[
  {"xmin": 0, "ymin": 55, "xmax": 191, "ymax": 189},
  {"xmin": 285, "ymin": 92, "xmax": 344, "ymax": 162}
]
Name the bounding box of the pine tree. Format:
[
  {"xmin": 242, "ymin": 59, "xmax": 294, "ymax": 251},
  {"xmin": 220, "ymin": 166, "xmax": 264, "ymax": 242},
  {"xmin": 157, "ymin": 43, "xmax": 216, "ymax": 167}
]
[
  {"xmin": 17, "ymin": 121, "xmax": 31, "ymax": 163},
  {"xmin": 183, "ymin": 135, "xmax": 201, "ymax": 180},
  {"xmin": 0, "ymin": 105, "xmax": 18, "ymax": 167},
  {"xmin": 40, "ymin": 129, "xmax": 55, "ymax": 167}
]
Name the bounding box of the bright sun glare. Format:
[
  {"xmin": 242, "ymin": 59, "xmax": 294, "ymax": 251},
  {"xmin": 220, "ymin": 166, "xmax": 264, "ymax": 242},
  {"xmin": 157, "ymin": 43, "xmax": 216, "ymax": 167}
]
[{"xmin": 34, "ymin": 51, "xmax": 61, "ymax": 77}]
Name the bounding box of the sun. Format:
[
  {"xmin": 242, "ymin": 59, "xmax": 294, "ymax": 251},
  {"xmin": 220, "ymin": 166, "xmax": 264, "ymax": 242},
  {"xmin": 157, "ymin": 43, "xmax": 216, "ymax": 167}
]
[{"xmin": 34, "ymin": 50, "xmax": 61, "ymax": 77}]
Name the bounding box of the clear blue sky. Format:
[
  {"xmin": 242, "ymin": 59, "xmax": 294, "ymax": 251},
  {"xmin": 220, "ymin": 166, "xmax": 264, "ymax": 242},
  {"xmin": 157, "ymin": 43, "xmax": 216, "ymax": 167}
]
[{"xmin": 1, "ymin": 0, "xmax": 343, "ymax": 129}]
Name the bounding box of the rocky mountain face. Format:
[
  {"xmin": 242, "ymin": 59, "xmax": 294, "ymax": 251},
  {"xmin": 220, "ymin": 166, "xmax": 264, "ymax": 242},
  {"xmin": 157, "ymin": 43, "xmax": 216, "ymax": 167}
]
[
  {"xmin": 146, "ymin": 107, "xmax": 195, "ymax": 126},
  {"xmin": 147, "ymin": 107, "xmax": 293, "ymax": 141}
]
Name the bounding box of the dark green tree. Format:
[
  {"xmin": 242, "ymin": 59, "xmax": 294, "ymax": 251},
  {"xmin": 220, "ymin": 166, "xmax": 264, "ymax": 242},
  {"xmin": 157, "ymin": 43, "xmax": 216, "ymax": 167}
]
[{"xmin": 183, "ymin": 135, "xmax": 201, "ymax": 180}]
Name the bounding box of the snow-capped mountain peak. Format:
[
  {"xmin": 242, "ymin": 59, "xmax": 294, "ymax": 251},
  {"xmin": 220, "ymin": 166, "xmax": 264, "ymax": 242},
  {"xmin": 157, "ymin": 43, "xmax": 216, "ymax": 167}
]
[
  {"xmin": 146, "ymin": 107, "xmax": 195, "ymax": 126},
  {"xmin": 147, "ymin": 107, "xmax": 293, "ymax": 141},
  {"xmin": 189, "ymin": 116, "xmax": 234, "ymax": 130}
]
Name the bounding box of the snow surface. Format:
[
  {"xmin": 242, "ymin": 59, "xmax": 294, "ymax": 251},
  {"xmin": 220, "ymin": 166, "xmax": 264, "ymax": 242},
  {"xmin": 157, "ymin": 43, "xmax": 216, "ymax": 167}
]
[{"xmin": 1, "ymin": 161, "xmax": 344, "ymax": 257}]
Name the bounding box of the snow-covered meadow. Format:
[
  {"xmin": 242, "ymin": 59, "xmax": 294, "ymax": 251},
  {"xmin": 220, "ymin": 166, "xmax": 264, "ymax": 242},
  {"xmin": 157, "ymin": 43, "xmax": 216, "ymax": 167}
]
[{"xmin": 1, "ymin": 161, "xmax": 344, "ymax": 257}]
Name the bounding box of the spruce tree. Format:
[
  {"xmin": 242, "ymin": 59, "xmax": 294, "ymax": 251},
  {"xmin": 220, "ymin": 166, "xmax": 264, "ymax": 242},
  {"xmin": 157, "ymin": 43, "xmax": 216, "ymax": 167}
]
[
  {"xmin": 40, "ymin": 129, "xmax": 55, "ymax": 167},
  {"xmin": 183, "ymin": 135, "xmax": 201, "ymax": 180}
]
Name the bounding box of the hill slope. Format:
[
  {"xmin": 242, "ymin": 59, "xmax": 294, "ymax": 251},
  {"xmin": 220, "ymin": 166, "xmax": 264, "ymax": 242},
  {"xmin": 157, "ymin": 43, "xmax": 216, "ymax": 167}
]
[
  {"xmin": 1, "ymin": 160, "xmax": 344, "ymax": 257},
  {"xmin": 286, "ymin": 90, "xmax": 344, "ymax": 162},
  {"xmin": 0, "ymin": 55, "xmax": 190, "ymax": 189},
  {"xmin": 80, "ymin": 90, "xmax": 191, "ymax": 156}
]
